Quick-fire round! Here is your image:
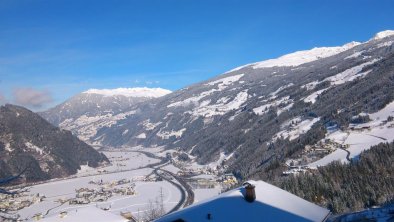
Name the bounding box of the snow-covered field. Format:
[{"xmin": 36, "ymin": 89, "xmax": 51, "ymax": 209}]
[
  {"xmin": 193, "ymin": 188, "xmax": 220, "ymax": 203},
  {"xmin": 13, "ymin": 148, "xmax": 223, "ymax": 221},
  {"xmin": 77, "ymin": 151, "xmax": 161, "ymax": 176},
  {"xmin": 309, "ymin": 101, "xmax": 394, "ymax": 167},
  {"xmin": 18, "ymin": 168, "xmax": 181, "ymax": 220}
]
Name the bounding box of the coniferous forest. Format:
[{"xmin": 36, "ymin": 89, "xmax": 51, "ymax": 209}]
[{"xmin": 275, "ymin": 142, "xmax": 394, "ymax": 214}]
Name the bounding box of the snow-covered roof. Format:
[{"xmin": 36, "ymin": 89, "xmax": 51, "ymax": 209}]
[
  {"xmin": 39, "ymin": 206, "xmax": 129, "ymax": 222},
  {"xmin": 155, "ymin": 180, "xmax": 330, "ymax": 222},
  {"xmin": 83, "ymin": 87, "xmax": 171, "ymax": 98}
]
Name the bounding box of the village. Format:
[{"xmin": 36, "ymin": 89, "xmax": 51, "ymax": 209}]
[
  {"xmin": 67, "ymin": 178, "xmax": 136, "ymax": 205},
  {"xmin": 0, "ymin": 192, "xmax": 45, "ymax": 213},
  {"xmin": 0, "ymin": 178, "xmax": 138, "ymax": 221},
  {"xmin": 283, "ymin": 138, "xmax": 347, "ymax": 175}
]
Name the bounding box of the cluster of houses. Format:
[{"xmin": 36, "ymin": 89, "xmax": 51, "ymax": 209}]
[
  {"xmin": 68, "ymin": 179, "xmax": 136, "ymax": 205},
  {"xmin": 89, "ymin": 178, "xmax": 131, "ymax": 186},
  {"xmin": 0, "ymin": 193, "xmax": 44, "ymax": 212},
  {"xmin": 283, "ymin": 139, "xmax": 345, "ymax": 175}
]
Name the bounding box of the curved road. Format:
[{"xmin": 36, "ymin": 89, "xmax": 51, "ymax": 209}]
[
  {"xmin": 156, "ymin": 169, "xmax": 194, "ymax": 209},
  {"xmin": 105, "ymin": 149, "xmax": 194, "ymax": 212}
]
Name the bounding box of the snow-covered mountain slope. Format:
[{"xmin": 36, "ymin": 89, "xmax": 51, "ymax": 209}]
[
  {"xmin": 371, "ymin": 30, "xmax": 394, "ymax": 40},
  {"xmin": 43, "ymin": 31, "xmax": 394, "ymax": 179},
  {"xmin": 230, "ymin": 41, "xmax": 360, "ymax": 72},
  {"xmin": 156, "ymin": 180, "xmax": 330, "ymax": 222},
  {"xmin": 0, "ymin": 104, "xmax": 108, "ymax": 183},
  {"xmin": 230, "ymin": 30, "xmax": 393, "ymax": 72},
  {"xmin": 39, "ymin": 87, "xmax": 171, "ymax": 145},
  {"xmin": 84, "ymin": 87, "xmax": 171, "ymax": 98}
]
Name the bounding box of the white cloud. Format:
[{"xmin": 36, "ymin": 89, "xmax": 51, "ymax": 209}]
[{"xmin": 13, "ymin": 88, "xmax": 53, "ymax": 109}]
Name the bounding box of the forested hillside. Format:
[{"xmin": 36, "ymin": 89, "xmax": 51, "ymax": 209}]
[
  {"xmin": 0, "ymin": 104, "xmax": 109, "ymax": 183},
  {"xmin": 275, "ymin": 142, "xmax": 394, "ymax": 214}
]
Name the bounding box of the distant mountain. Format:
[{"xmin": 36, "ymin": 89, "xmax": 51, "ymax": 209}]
[
  {"xmin": 0, "ymin": 104, "xmax": 109, "ymax": 183},
  {"xmin": 43, "ymin": 31, "xmax": 394, "ymax": 180},
  {"xmin": 39, "ymin": 87, "xmax": 171, "ymax": 145}
]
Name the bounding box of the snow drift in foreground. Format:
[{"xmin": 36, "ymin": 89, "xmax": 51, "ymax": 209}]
[{"xmin": 156, "ymin": 180, "xmax": 330, "ymax": 222}]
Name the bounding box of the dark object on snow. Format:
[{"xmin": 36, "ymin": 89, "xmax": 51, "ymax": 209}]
[{"xmin": 243, "ymin": 182, "xmax": 256, "ymax": 203}]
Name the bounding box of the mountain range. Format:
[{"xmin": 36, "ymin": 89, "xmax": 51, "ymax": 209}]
[
  {"xmin": 40, "ymin": 87, "xmax": 171, "ymax": 146},
  {"xmin": 40, "ymin": 30, "xmax": 394, "ymax": 179}
]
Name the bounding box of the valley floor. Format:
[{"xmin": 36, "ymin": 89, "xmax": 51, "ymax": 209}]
[{"xmin": 4, "ymin": 148, "xmax": 221, "ymax": 221}]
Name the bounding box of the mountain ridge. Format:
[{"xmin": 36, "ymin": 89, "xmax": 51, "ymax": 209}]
[
  {"xmin": 0, "ymin": 104, "xmax": 109, "ymax": 183},
  {"xmin": 42, "ymin": 30, "xmax": 394, "ymax": 179}
]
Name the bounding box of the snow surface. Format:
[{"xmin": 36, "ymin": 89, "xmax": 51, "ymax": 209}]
[
  {"xmin": 345, "ymin": 51, "xmax": 364, "ymax": 60},
  {"xmin": 252, "ymin": 42, "xmax": 360, "ymax": 69},
  {"xmin": 161, "ymin": 164, "xmax": 181, "ymax": 174},
  {"xmin": 277, "ymin": 102, "xmax": 294, "ymax": 115},
  {"xmin": 193, "ymin": 188, "xmax": 220, "ymax": 203},
  {"xmin": 94, "ymin": 151, "xmax": 160, "ymax": 173},
  {"xmin": 25, "ymin": 142, "xmax": 45, "ymax": 155},
  {"xmin": 324, "ymin": 59, "xmax": 379, "ymax": 85},
  {"xmin": 4, "ymin": 142, "xmax": 13, "ymax": 152},
  {"xmin": 253, "ymin": 96, "xmax": 292, "ymax": 116},
  {"xmin": 301, "ymin": 81, "xmax": 319, "ymax": 90},
  {"xmin": 157, "ymin": 128, "xmax": 186, "ymax": 139},
  {"xmin": 269, "ymin": 83, "xmax": 294, "ymax": 99},
  {"xmin": 136, "ymin": 133, "xmax": 146, "ymax": 139},
  {"xmin": 309, "ymin": 100, "xmax": 394, "ymax": 167},
  {"xmin": 304, "ymin": 88, "xmax": 329, "ymax": 104},
  {"xmin": 309, "ymin": 148, "xmax": 350, "ymax": 167},
  {"xmin": 18, "ymin": 167, "xmax": 181, "ymax": 221},
  {"xmin": 227, "ymin": 42, "xmax": 360, "ymax": 72},
  {"xmin": 274, "ymin": 118, "xmax": 320, "ymax": 141},
  {"xmin": 156, "ymin": 180, "xmax": 330, "ymax": 222},
  {"xmin": 226, "ymin": 30, "xmax": 393, "ymax": 73},
  {"xmin": 167, "ymin": 74, "xmax": 244, "ymax": 109},
  {"xmin": 84, "ymin": 87, "xmax": 171, "ymax": 98},
  {"xmin": 189, "ymin": 90, "xmax": 249, "ymax": 117},
  {"xmin": 39, "ymin": 206, "xmax": 128, "ymax": 222},
  {"xmin": 301, "ymin": 59, "xmax": 380, "ymax": 104},
  {"xmin": 376, "ymin": 40, "xmax": 393, "ymax": 48},
  {"xmin": 60, "ymin": 110, "xmax": 137, "ymax": 142},
  {"xmin": 140, "ymin": 119, "xmax": 162, "ymax": 131},
  {"xmin": 205, "ymin": 74, "xmax": 244, "ymax": 89},
  {"xmin": 371, "ymin": 30, "xmax": 394, "ymax": 40}
]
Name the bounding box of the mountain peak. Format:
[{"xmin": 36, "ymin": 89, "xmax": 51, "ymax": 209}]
[
  {"xmin": 83, "ymin": 87, "xmax": 172, "ymax": 98},
  {"xmin": 371, "ymin": 30, "xmax": 394, "ymax": 40}
]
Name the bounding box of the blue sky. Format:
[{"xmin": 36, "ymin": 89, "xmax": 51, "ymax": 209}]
[{"xmin": 1, "ymin": 0, "xmax": 394, "ymax": 110}]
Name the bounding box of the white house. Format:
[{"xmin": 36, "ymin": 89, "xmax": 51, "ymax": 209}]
[{"xmin": 155, "ymin": 180, "xmax": 330, "ymax": 222}]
